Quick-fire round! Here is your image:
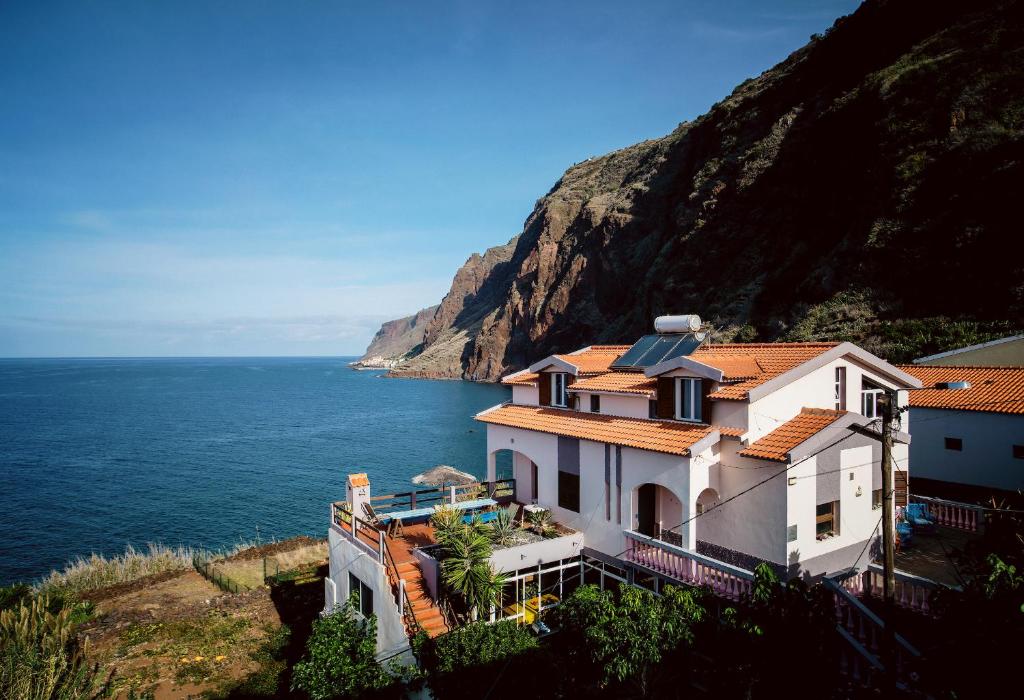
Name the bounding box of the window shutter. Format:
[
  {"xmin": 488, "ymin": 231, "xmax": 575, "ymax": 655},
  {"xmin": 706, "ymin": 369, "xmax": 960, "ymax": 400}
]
[
  {"xmin": 656, "ymin": 377, "xmax": 674, "ymax": 418},
  {"xmin": 894, "ymin": 470, "xmax": 908, "ymax": 507},
  {"xmin": 700, "ymin": 380, "xmax": 713, "ymax": 424},
  {"xmin": 539, "ymin": 373, "xmax": 551, "ymax": 406}
]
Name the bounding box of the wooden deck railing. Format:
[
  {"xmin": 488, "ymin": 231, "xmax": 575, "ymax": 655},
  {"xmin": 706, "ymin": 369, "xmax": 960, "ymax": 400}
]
[
  {"xmin": 909, "ymin": 494, "xmax": 985, "ymax": 532},
  {"xmin": 331, "ymin": 502, "xmax": 383, "ymax": 560},
  {"xmin": 623, "ymin": 530, "xmax": 754, "ymax": 601},
  {"xmin": 367, "ymin": 478, "xmax": 516, "ymax": 514}
]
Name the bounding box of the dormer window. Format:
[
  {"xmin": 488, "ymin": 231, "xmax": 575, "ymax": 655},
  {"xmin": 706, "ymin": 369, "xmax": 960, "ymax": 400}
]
[
  {"xmin": 675, "ymin": 377, "xmax": 702, "ymax": 422},
  {"xmin": 861, "ymin": 379, "xmax": 885, "ymax": 419},
  {"xmin": 551, "ymin": 372, "xmax": 569, "ymax": 408}
]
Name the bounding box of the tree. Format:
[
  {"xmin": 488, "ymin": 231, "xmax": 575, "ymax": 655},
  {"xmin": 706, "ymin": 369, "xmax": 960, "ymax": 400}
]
[
  {"xmin": 715, "ymin": 563, "xmax": 839, "ymax": 696},
  {"xmin": 440, "ymin": 526, "xmax": 507, "ymax": 621},
  {"xmin": 290, "ymin": 602, "xmax": 389, "ymax": 700},
  {"xmin": 555, "ymin": 583, "xmax": 707, "ymax": 697}
]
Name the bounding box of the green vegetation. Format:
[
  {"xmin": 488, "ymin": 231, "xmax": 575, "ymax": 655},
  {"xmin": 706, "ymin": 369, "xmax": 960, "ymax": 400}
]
[
  {"xmin": 555, "ymin": 583, "xmax": 707, "ymax": 697},
  {"xmin": 0, "ymin": 595, "xmax": 99, "ymax": 700},
  {"xmin": 416, "ymin": 620, "xmax": 538, "ymax": 699},
  {"xmin": 431, "ymin": 508, "xmax": 508, "ymax": 621},
  {"xmin": 290, "ymin": 602, "xmax": 390, "ymax": 700}
]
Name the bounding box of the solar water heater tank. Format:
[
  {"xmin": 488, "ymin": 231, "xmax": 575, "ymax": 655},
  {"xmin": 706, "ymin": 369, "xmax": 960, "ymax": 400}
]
[{"xmin": 654, "ymin": 315, "xmax": 702, "ymax": 334}]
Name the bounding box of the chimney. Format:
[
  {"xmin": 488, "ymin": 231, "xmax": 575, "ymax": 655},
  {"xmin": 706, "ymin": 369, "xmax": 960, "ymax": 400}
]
[{"xmin": 347, "ymin": 473, "xmax": 371, "ymax": 519}]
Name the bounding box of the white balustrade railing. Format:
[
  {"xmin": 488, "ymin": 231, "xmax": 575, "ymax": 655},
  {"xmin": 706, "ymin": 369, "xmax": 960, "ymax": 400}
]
[
  {"xmin": 623, "ymin": 530, "xmax": 754, "ymax": 601},
  {"xmin": 909, "ymin": 494, "xmax": 984, "ymax": 532}
]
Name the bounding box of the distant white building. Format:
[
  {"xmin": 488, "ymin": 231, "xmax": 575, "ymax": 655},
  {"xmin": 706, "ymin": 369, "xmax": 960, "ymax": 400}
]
[
  {"xmin": 900, "ymin": 364, "xmax": 1024, "ymax": 495},
  {"xmin": 913, "ymin": 334, "xmax": 1024, "ymax": 367}
]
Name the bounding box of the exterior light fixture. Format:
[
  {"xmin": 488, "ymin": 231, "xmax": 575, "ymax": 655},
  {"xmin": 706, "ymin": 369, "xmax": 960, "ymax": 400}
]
[{"xmin": 787, "ymin": 476, "xmax": 797, "ymax": 486}]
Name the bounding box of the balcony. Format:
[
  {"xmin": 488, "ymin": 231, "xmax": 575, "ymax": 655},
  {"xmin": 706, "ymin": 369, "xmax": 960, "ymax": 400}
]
[{"xmin": 623, "ymin": 529, "xmax": 754, "ymax": 601}]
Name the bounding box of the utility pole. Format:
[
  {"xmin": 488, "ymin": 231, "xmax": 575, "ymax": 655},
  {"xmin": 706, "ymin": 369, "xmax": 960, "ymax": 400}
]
[{"xmin": 878, "ymin": 392, "xmax": 897, "ymax": 687}]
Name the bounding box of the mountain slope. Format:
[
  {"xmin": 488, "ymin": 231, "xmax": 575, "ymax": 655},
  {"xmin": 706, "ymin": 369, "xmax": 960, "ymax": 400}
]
[
  {"xmin": 385, "ymin": 0, "xmax": 1024, "ymax": 381},
  {"xmin": 355, "ymin": 305, "xmax": 438, "ymax": 368}
]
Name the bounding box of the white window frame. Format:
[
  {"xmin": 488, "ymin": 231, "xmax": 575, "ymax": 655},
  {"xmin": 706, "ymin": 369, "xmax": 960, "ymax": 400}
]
[
  {"xmin": 674, "ymin": 377, "xmax": 702, "ymax": 422},
  {"xmin": 861, "ymin": 381, "xmax": 884, "ymax": 419},
  {"xmin": 834, "ymin": 366, "xmax": 846, "ymax": 410},
  {"xmin": 551, "ymin": 372, "xmax": 568, "ymax": 408}
]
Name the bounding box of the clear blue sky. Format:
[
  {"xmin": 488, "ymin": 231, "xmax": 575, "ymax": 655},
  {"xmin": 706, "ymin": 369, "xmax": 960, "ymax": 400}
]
[{"xmin": 0, "ymin": 0, "xmax": 859, "ymax": 357}]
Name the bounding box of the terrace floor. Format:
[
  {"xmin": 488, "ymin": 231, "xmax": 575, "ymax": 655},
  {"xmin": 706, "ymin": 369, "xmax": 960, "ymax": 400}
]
[
  {"xmin": 385, "ymin": 522, "xmax": 437, "ymax": 565},
  {"xmin": 891, "ymin": 525, "xmax": 977, "ymax": 587}
]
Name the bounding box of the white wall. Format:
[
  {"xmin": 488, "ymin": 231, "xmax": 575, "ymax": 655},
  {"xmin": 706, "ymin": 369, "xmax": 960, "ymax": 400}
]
[
  {"xmin": 486, "ymin": 424, "xmax": 692, "ymax": 558},
  {"xmin": 576, "ymin": 392, "xmax": 650, "ymax": 419},
  {"xmin": 908, "ymin": 408, "xmax": 1024, "ymax": 492},
  {"xmin": 748, "ymin": 358, "xmax": 910, "ymax": 442},
  {"xmin": 697, "ymin": 442, "xmax": 788, "ymax": 565},
  {"xmin": 512, "ymin": 385, "xmax": 539, "ymax": 405},
  {"xmin": 327, "ymin": 526, "xmax": 410, "ymax": 660}
]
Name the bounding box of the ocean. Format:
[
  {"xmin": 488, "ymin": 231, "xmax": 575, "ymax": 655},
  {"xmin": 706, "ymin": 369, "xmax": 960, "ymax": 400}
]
[{"xmin": 0, "ymin": 357, "xmax": 509, "ymax": 586}]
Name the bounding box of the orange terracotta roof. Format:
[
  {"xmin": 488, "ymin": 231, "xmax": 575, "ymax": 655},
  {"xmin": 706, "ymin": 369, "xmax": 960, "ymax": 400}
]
[
  {"xmin": 696, "ymin": 343, "xmax": 839, "ymax": 400},
  {"xmin": 554, "ymin": 345, "xmax": 631, "ymax": 375},
  {"xmin": 738, "ymin": 408, "xmax": 847, "ymax": 462},
  {"xmin": 899, "ymin": 365, "xmax": 1024, "ymax": 415},
  {"xmin": 502, "ymin": 371, "xmax": 539, "ymax": 386},
  {"xmin": 716, "ymin": 425, "xmax": 746, "ymax": 438},
  {"xmin": 476, "ymin": 404, "xmax": 715, "ymax": 456},
  {"xmin": 688, "ymin": 354, "xmax": 763, "ymax": 380},
  {"xmin": 348, "ymin": 473, "xmax": 370, "ymax": 487},
  {"xmin": 568, "ymin": 371, "xmax": 657, "ymax": 396}
]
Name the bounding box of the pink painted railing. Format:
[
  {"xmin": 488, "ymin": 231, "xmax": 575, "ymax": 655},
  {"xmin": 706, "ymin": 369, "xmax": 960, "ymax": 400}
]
[
  {"xmin": 623, "ymin": 530, "xmax": 754, "ymax": 601},
  {"xmin": 833, "ymin": 566, "xmax": 942, "ymax": 615},
  {"xmin": 909, "ymin": 494, "xmax": 984, "ymax": 532},
  {"xmin": 865, "ymin": 564, "xmax": 945, "ymax": 615},
  {"xmin": 826, "ymin": 575, "xmax": 922, "ymax": 687}
]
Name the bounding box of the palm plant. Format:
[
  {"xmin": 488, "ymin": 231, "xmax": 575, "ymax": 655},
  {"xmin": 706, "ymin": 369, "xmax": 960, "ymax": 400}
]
[
  {"xmin": 440, "ymin": 527, "xmax": 508, "ymax": 621},
  {"xmin": 430, "ymin": 504, "xmax": 464, "ymax": 546},
  {"xmin": 527, "ymin": 508, "xmax": 557, "ymax": 537},
  {"xmin": 488, "ymin": 509, "xmax": 519, "ymax": 548}
]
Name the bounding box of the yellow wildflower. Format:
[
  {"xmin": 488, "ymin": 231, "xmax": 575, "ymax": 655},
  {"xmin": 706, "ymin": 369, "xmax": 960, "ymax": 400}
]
[
  {"xmin": 215, "ymin": 655, "xmax": 226, "ymax": 662},
  {"xmin": 179, "ymin": 657, "xmax": 190, "ymax": 664},
  {"xmin": 193, "ymin": 655, "xmax": 204, "ymax": 662}
]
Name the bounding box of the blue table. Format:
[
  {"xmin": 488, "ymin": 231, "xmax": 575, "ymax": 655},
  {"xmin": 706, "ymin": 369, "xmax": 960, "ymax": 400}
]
[{"xmin": 378, "ymin": 497, "xmax": 498, "ymax": 524}]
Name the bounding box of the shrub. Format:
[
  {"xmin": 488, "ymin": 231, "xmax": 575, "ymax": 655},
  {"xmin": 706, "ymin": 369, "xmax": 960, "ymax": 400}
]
[
  {"xmin": 430, "ymin": 619, "xmax": 537, "ymax": 675},
  {"xmin": 0, "ymin": 595, "xmax": 99, "ymax": 700},
  {"xmin": 419, "ymin": 620, "xmax": 539, "ymax": 699},
  {"xmin": 290, "ymin": 603, "xmax": 389, "ymax": 700}
]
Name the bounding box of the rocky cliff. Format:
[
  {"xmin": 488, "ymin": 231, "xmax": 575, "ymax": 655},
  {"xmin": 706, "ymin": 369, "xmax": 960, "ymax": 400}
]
[
  {"xmin": 380, "ymin": 0, "xmax": 1024, "ymax": 381},
  {"xmin": 353, "ymin": 305, "xmax": 438, "ymax": 368}
]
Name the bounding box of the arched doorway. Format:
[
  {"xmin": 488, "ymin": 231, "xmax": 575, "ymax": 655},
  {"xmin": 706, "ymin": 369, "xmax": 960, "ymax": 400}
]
[
  {"xmin": 490, "ymin": 449, "xmax": 539, "ymax": 504},
  {"xmin": 633, "ymin": 483, "xmax": 684, "ymax": 544},
  {"xmin": 694, "ymin": 487, "xmax": 722, "ymax": 547}
]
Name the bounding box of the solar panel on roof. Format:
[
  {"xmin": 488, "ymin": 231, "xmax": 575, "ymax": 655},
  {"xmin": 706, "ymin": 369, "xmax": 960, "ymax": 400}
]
[{"xmin": 611, "ymin": 332, "xmax": 705, "ymax": 370}]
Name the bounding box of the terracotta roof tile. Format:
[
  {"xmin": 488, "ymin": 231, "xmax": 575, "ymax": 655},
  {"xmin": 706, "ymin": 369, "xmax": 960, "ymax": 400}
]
[
  {"xmin": 738, "ymin": 408, "xmax": 846, "ymax": 462},
  {"xmin": 554, "ymin": 345, "xmax": 631, "ymax": 375},
  {"xmin": 568, "ymin": 372, "xmax": 657, "ymax": 396},
  {"xmin": 899, "ymin": 365, "xmax": 1024, "ymax": 415},
  {"xmin": 696, "ymin": 343, "xmax": 839, "ymax": 400},
  {"xmin": 348, "ymin": 473, "xmax": 370, "ymax": 487},
  {"xmin": 502, "ymin": 371, "xmax": 539, "ymax": 386},
  {"xmin": 476, "ymin": 404, "xmax": 715, "ymax": 456},
  {"xmin": 688, "ymin": 354, "xmax": 763, "ymax": 380}
]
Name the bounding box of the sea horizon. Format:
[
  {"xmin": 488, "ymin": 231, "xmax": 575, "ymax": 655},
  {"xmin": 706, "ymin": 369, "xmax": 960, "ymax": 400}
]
[{"xmin": 0, "ymin": 356, "xmax": 509, "ymax": 585}]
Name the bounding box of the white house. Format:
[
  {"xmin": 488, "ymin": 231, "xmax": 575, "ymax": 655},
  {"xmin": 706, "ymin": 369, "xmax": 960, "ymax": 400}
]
[
  {"xmin": 323, "ymin": 315, "xmax": 923, "ymax": 657},
  {"xmin": 900, "ymin": 364, "xmax": 1024, "ymax": 495},
  {"xmin": 483, "ymin": 318, "xmax": 920, "ymax": 580}
]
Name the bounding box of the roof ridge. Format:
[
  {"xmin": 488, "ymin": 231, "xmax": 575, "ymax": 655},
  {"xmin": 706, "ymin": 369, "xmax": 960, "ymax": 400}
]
[{"xmin": 901, "ymin": 364, "xmax": 1024, "ymax": 371}]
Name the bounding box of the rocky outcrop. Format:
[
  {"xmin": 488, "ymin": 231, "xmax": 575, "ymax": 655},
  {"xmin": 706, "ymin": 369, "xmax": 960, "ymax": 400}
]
[
  {"xmin": 371, "ymin": 0, "xmax": 1024, "ymax": 381},
  {"xmin": 352, "ymin": 305, "xmax": 438, "ymax": 369}
]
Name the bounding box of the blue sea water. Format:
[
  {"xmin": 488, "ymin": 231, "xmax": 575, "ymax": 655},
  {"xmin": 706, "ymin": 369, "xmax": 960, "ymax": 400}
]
[{"xmin": 0, "ymin": 357, "xmax": 509, "ymax": 586}]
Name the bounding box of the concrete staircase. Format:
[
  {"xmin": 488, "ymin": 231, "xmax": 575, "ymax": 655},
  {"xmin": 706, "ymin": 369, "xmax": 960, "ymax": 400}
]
[{"xmin": 387, "ymin": 559, "xmax": 450, "ymax": 638}]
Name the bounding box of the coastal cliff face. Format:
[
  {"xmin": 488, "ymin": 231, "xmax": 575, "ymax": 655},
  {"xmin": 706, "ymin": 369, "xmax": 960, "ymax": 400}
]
[
  {"xmin": 381, "ymin": 0, "xmax": 1024, "ymax": 381},
  {"xmin": 355, "ymin": 305, "xmax": 439, "ymax": 368}
]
